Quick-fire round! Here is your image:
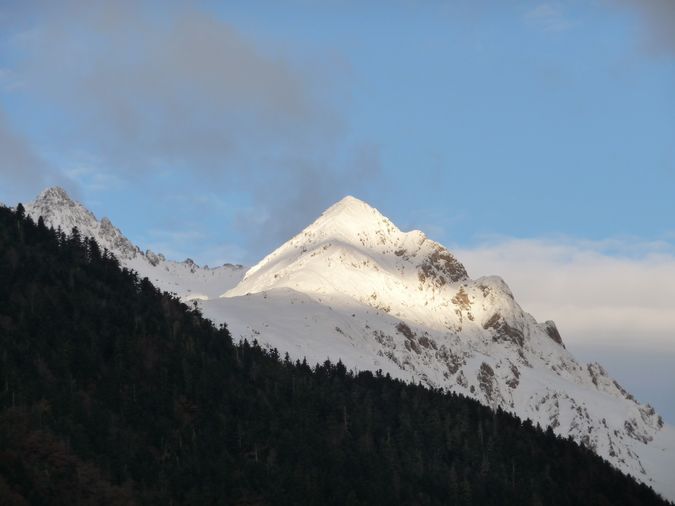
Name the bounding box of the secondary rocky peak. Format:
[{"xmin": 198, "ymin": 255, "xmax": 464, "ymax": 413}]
[
  {"xmin": 27, "ymin": 186, "xmax": 97, "ymax": 226},
  {"xmin": 30, "ymin": 187, "xmax": 81, "ymax": 214},
  {"xmin": 26, "ymin": 187, "xmax": 141, "ymax": 260},
  {"xmin": 22, "ymin": 186, "xmax": 247, "ymax": 301},
  {"xmin": 36, "ymin": 186, "xmax": 74, "ymax": 204}
]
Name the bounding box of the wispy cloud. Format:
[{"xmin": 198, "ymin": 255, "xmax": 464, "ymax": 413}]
[
  {"xmin": 0, "ymin": 68, "xmax": 22, "ymax": 91},
  {"xmin": 65, "ymin": 163, "xmax": 124, "ymax": 193},
  {"xmin": 524, "ymin": 3, "xmax": 576, "ymax": 32}
]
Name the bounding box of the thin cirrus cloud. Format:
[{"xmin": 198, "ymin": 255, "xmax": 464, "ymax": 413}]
[{"xmin": 524, "ymin": 3, "xmax": 576, "ymax": 32}]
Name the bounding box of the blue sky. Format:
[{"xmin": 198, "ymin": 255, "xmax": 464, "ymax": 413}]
[
  {"xmin": 0, "ymin": 0, "xmax": 674, "ymax": 419},
  {"xmin": 1, "ymin": 0, "xmax": 673, "ymax": 262}
]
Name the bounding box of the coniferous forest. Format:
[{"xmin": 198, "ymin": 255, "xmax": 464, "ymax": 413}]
[{"xmin": 0, "ymin": 205, "xmax": 671, "ymax": 506}]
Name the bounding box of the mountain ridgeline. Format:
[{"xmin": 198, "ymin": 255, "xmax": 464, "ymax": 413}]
[
  {"xmin": 22, "ymin": 187, "xmax": 675, "ymax": 500},
  {"xmin": 0, "ymin": 205, "xmax": 671, "ymax": 505}
]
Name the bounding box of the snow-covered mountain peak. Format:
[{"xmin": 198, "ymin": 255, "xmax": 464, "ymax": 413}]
[
  {"xmin": 305, "ymin": 195, "xmax": 400, "ymax": 244},
  {"xmin": 211, "ymin": 195, "xmax": 674, "ymax": 498},
  {"xmin": 300, "ymin": 195, "xmax": 431, "ymax": 257},
  {"xmin": 225, "ymin": 198, "xmax": 534, "ymax": 352},
  {"xmin": 320, "ymin": 194, "xmax": 387, "ymax": 222},
  {"xmin": 324, "ymin": 194, "xmax": 370, "ymax": 212},
  {"xmin": 232, "ymin": 196, "xmax": 468, "ymax": 298}
]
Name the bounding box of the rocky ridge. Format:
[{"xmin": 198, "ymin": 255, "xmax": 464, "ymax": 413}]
[{"xmin": 23, "ymin": 187, "xmax": 245, "ymax": 301}]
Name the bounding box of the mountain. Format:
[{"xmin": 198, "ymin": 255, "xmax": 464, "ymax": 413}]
[
  {"xmin": 20, "ymin": 188, "xmax": 675, "ymax": 502},
  {"xmin": 206, "ymin": 196, "xmax": 675, "ymax": 501},
  {"xmin": 0, "ymin": 203, "xmax": 670, "ymax": 505},
  {"xmin": 24, "ymin": 187, "xmax": 245, "ymax": 301}
]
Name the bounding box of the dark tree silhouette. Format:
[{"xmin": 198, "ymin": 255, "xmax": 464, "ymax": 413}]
[{"xmin": 0, "ymin": 205, "xmax": 671, "ymax": 506}]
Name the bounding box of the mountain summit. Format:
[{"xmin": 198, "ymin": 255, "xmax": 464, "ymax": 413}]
[
  {"xmin": 229, "ymin": 195, "xmax": 467, "ymax": 299},
  {"xmin": 20, "ymin": 188, "xmax": 675, "ymax": 501}
]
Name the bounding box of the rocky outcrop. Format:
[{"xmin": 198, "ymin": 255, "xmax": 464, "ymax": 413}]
[
  {"xmin": 543, "ymin": 320, "xmax": 564, "ymax": 347},
  {"xmin": 418, "ymin": 245, "xmax": 468, "ymax": 286},
  {"xmin": 146, "ymin": 250, "xmax": 166, "ymax": 266},
  {"xmin": 483, "ymin": 313, "xmax": 525, "ymax": 347},
  {"xmin": 477, "ymin": 362, "xmax": 503, "ymax": 408}
]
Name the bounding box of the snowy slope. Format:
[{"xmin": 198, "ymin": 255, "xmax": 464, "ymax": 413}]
[
  {"xmin": 21, "ymin": 188, "xmax": 675, "ymax": 501},
  {"xmin": 203, "ymin": 196, "xmax": 674, "ymax": 501},
  {"xmin": 24, "ymin": 187, "xmax": 245, "ymax": 300}
]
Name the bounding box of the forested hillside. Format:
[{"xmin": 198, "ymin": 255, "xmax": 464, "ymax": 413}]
[{"xmin": 0, "ymin": 204, "xmax": 669, "ymax": 506}]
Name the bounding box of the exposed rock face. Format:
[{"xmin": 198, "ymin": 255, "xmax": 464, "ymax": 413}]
[
  {"xmin": 145, "ymin": 250, "xmax": 166, "ymax": 267},
  {"xmin": 418, "ymin": 246, "xmax": 468, "ymax": 286},
  {"xmin": 483, "ymin": 313, "xmax": 525, "ymax": 347},
  {"xmin": 477, "ymin": 362, "xmax": 502, "ymax": 408},
  {"xmin": 396, "ymin": 321, "xmax": 415, "ymax": 340},
  {"xmin": 506, "ymin": 363, "xmax": 520, "ymax": 389},
  {"xmin": 396, "ymin": 322, "xmax": 423, "ymax": 354},
  {"xmin": 543, "ymin": 320, "xmax": 564, "ymax": 347}
]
